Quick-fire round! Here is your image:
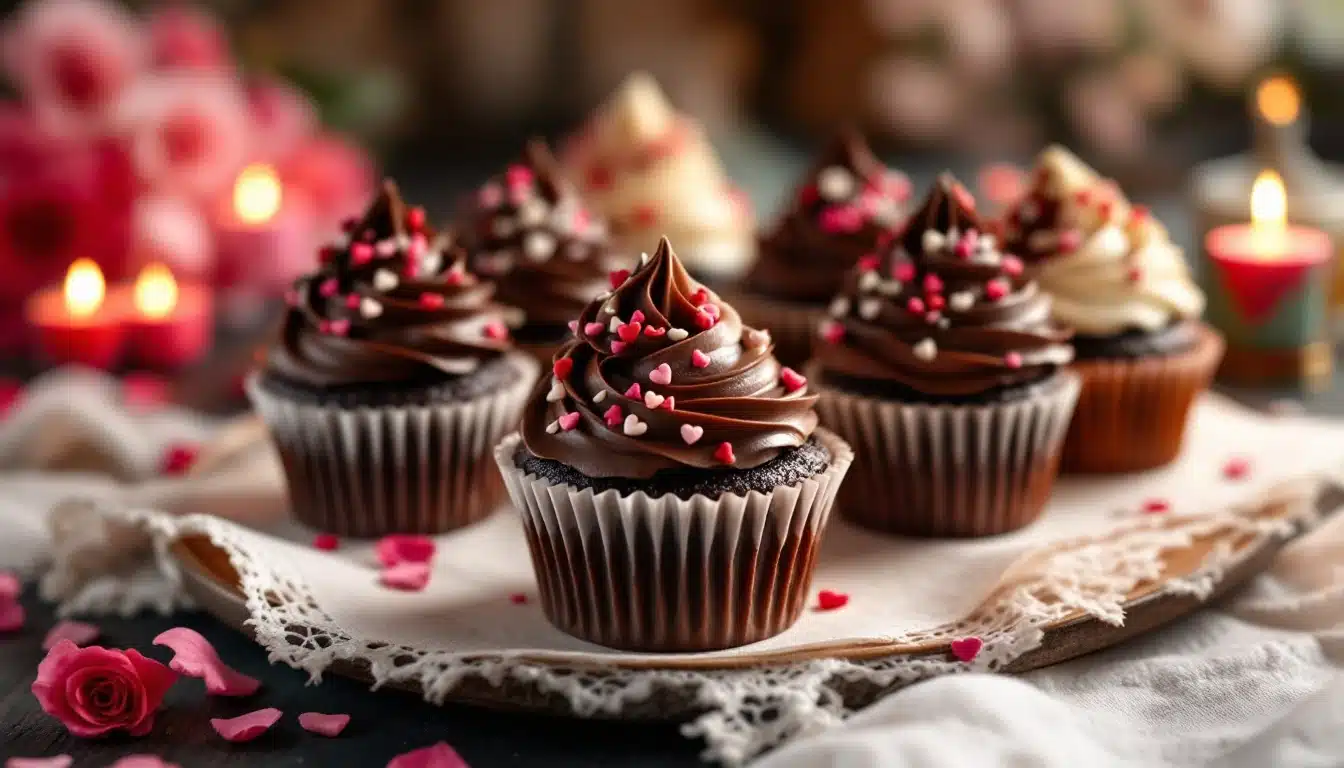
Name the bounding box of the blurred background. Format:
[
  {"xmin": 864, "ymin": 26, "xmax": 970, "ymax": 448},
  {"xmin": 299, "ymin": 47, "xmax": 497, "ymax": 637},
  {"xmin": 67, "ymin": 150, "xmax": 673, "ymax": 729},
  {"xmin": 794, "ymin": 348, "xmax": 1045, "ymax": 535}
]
[{"xmin": 0, "ymin": 0, "xmax": 1341, "ymax": 408}]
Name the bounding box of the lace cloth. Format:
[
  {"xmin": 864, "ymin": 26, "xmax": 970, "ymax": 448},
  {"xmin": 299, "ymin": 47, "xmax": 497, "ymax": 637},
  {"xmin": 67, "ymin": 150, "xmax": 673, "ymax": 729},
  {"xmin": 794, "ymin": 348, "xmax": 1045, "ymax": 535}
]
[{"xmin": 3, "ymin": 369, "xmax": 1344, "ymax": 765}]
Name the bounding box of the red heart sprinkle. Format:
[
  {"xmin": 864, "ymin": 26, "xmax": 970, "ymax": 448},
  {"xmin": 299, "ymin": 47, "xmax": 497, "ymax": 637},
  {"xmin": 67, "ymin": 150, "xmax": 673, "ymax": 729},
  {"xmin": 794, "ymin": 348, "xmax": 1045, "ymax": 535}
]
[
  {"xmin": 984, "ymin": 279, "xmax": 1009, "ymax": 301},
  {"xmin": 505, "ymin": 164, "xmax": 534, "ymax": 189},
  {"xmin": 892, "ymin": 262, "xmax": 916, "ymax": 282},
  {"xmin": 660, "ymin": 396, "xmax": 675, "ymax": 411},
  {"xmin": 624, "ymin": 383, "xmax": 642, "ymax": 399},
  {"xmin": 1130, "ymin": 204, "xmax": 1150, "ymax": 223},
  {"xmin": 906, "ymin": 297, "xmax": 926, "ymax": 315},
  {"xmin": 857, "ymin": 254, "xmax": 881, "ymax": 272},
  {"xmin": 821, "ymin": 321, "xmax": 846, "ymax": 345},
  {"xmin": 1127, "ymin": 266, "xmax": 1144, "ymax": 283},
  {"xmin": 923, "ymin": 274, "xmax": 944, "ymax": 294},
  {"xmin": 694, "ymin": 310, "xmax": 716, "ymax": 330},
  {"xmin": 780, "ymin": 367, "xmax": 807, "ymax": 392},
  {"xmin": 553, "ymin": 358, "xmax": 573, "ymax": 379},
  {"xmin": 927, "ymin": 294, "xmax": 946, "ymax": 311},
  {"xmin": 691, "ymin": 288, "xmax": 711, "ymax": 305},
  {"xmin": 700, "ymin": 303, "xmax": 720, "ymax": 319},
  {"xmin": 815, "ymin": 590, "xmax": 849, "ymax": 611},
  {"xmin": 644, "ymin": 325, "xmax": 666, "ymax": 338},
  {"xmin": 691, "ymin": 350, "xmax": 711, "ymax": 368},
  {"xmin": 350, "ymin": 242, "xmax": 374, "ymax": 265},
  {"xmin": 1142, "ymin": 499, "xmax": 1170, "ymax": 514},
  {"xmin": 617, "ymin": 321, "xmax": 642, "ymax": 342},
  {"xmin": 407, "ymin": 206, "xmax": 426, "ymax": 231},
  {"xmin": 609, "ymin": 269, "xmax": 630, "ymax": 290},
  {"xmin": 160, "ymin": 443, "xmax": 199, "ymax": 476},
  {"xmin": 420, "ymin": 293, "xmax": 445, "ymax": 309},
  {"xmin": 313, "ymin": 533, "xmax": 340, "ymax": 551},
  {"xmin": 509, "ymin": 593, "xmax": 528, "ymax": 605},
  {"xmin": 603, "ymin": 405, "xmax": 623, "ymax": 427},
  {"xmin": 1223, "ymin": 457, "xmax": 1250, "ymax": 480},
  {"xmin": 482, "ymin": 322, "xmax": 508, "ymax": 340},
  {"xmin": 318, "ymin": 278, "xmax": 338, "ymax": 297},
  {"xmin": 713, "ymin": 441, "xmax": 736, "ymax": 465},
  {"xmin": 950, "ymin": 636, "xmax": 983, "ymax": 662},
  {"xmin": 610, "ymin": 340, "xmax": 627, "ymax": 354},
  {"xmin": 954, "ymin": 237, "xmax": 973, "ymax": 259},
  {"xmin": 344, "ymin": 294, "xmax": 360, "ymax": 309},
  {"xmin": 1002, "ymin": 255, "xmax": 1024, "ymax": 276},
  {"xmin": 630, "ymin": 310, "xmax": 646, "ymax": 324}
]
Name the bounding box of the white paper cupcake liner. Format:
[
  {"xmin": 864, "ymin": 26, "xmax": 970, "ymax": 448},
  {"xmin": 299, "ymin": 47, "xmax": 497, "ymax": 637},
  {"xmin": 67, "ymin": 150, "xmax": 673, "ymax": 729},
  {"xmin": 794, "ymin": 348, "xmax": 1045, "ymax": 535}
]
[
  {"xmin": 813, "ymin": 371, "xmax": 1081, "ymax": 537},
  {"xmin": 248, "ymin": 353, "xmax": 539, "ymax": 537},
  {"xmin": 493, "ymin": 428, "xmax": 854, "ymax": 652}
]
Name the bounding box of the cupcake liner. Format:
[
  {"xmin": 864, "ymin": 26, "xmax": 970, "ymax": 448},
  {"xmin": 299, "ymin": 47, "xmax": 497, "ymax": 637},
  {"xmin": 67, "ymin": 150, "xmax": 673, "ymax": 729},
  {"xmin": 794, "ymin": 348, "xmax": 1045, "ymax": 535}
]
[
  {"xmin": 812, "ymin": 370, "xmax": 1081, "ymax": 537},
  {"xmin": 726, "ymin": 290, "xmax": 824, "ymax": 368},
  {"xmin": 249, "ymin": 353, "xmax": 539, "ymax": 537},
  {"xmin": 494, "ymin": 428, "xmax": 854, "ymax": 652},
  {"xmin": 1062, "ymin": 323, "xmax": 1224, "ymax": 473}
]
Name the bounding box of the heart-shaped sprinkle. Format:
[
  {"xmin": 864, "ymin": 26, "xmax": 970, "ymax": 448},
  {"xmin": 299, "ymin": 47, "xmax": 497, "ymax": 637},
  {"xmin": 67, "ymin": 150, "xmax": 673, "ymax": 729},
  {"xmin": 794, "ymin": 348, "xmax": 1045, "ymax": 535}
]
[
  {"xmin": 923, "ymin": 274, "xmax": 944, "ymax": 294},
  {"xmin": 694, "ymin": 310, "xmax": 716, "ymax": 330},
  {"xmin": 350, "ymin": 242, "xmax": 374, "ymax": 265},
  {"xmin": 1004, "ymin": 352, "xmax": 1023, "ymax": 369},
  {"xmin": 318, "ymin": 278, "xmax": 339, "ymax": 297},
  {"xmin": 644, "ymin": 325, "xmax": 666, "ymax": 338},
  {"xmin": 1001, "ymin": 255, "xmax": 1024, "ymax": 276},
  {"xmin": 927, "ymin": 294, "xmax": 946, "ymax": 311},
  {"xmin": 984, "ymin": 278, "xmax": 1009, "ymax": 301},
  {"xmin": 553, "ymin": 358, "xmax": 573, "ymax": 379},
  {"xmin": 713, "ymin": 441, "xmax": 735, "ymax": 465},
  {"xmin": 313, "ymin": 533, "xmax": 340, "ymax": 551},
  {"xmin": 913, "ymin": 338, "xmax": 937, "ymax": 361},
  {"xmin": 1141, "ymin": 498, "xmax": 1170, "ymax": 514},
  {"xmin": 815, "ymin": 590, "xmax": 848, "ymax": 611},
  {"xmin": 344, "ymin": 293, "xmax": 361, "ymax": 309},
  {"xmin": 482, "ymin": 321, "xmax": 508, "ymax": 340},
  {"xmin": 420, "ymin": 293, "xmax": 445, "ymax": 309},
  {"xmin": 610, "ymin": 340, "xmax": 627, "ymax": 354},
  {"xmin": 557, "ymin": 412, "xmax": 581, "ymax": 431},
  {"xmin": 609, "ymin": 269, "xmax": 630, "ymax": 290},
  {"xmin": 617, "ymin": 321, "xmax": 642, "ymax": 342},
  {"xmin": 1223, "ymin": 457, "xmax": 1250, "ymax": 480},
  {"xmin": 603, "ymin": 405, "xmax": 623, "ymax": 427},
  {"xmin": 744, "ymin": 328, "xmax": 770, "ymax": 349},
  {"xmin": 323, "ymin": 319, "xmax": 351, "ymax": 336},
  {"xmin": 950, "ymin": 636, "xmax": 983, "ymax": 662},
  {"xmin": 649, "ymin": 363, "xmax": 673, "ymax": 386},
  {"xmin": 546, "ymin": 377, "xmax": 565, "ymax": 402},
  {"xmin": 666, "ymin": 327, "xmax": 689, "ymax": 342},
  {"xmin": 608, "ymin": 315, "xmax": 623, "ymax": 333},
  {"xmin": 922, "ymin": 230, "xmax": 946, "ymax": 252},
  {"xmin": 643, "ymin": 391, "xmax": 665, "ymax": 409},
  {"xmin": 820, "ymin": 321, "xmax": 845, "ymax": 345},
  {"xmin": 624, "ymin": 382, "xmax": 642, "ymax": 399},
  {"xmin": 680, "ymin": 424, "xmax": 703, "ymax": 445},
  {"xmin": 360, "ymin": 298, "xmax": 383, "ymax": 318},
  {"xmin": 948, "ymin": 291, "xmax": 975, "ymax": 311},
  {"xmin": 373, "ymin": 269, "xmax": 398, "ymax": 291},
  {"xmin": 892, "ymin": 261, "xmax": 916, "ymax": 282},
  {"xmin": 780, "ymin": 368, "xmax": 807, "ymax": 393},
  {"xmin": 630, "ymin": 309, "xmax": 646, "ymax": 324},
  {"xmin": 1058, "ymin": 229, "xmax": 1082, "ymax": 253},
  {"xmin": 623, "ymin": 414, "xmax": 648, "ymax": 436},
  {"xmin": 829, "ymin": 297, "xmax": 850, "ymax": 317},
  {"xmin": 691, "ymin": 350, "xmax": 711, "ymax": 369},
  {"xmin": 583, "ymin": 322, "xmax": 605, "ymax": 337},
  {"xmin": 381, "ymin": 562, "xmax": 432, "ymax": 591},
  {"xmin": 857, "ymin": 271, "xmax": 880, "ymax": 293},
  {"xmin": 856, "ymin": 254, "xmax": 881, "ymax": 272},
  {"xmin": 858, "ymin": 298, "xmax": 882, "ymax": 320},
  {"xmin": 660, "ymin": 396, "xmax": 675, "ymax": 411},
  {"xmin": 700, "ymin": 303, "xmax": 720, "ymax": 319}
]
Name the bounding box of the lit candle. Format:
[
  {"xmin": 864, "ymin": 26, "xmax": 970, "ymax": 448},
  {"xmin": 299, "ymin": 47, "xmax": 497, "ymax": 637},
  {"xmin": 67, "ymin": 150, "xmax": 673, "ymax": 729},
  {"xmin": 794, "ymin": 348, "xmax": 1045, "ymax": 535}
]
[
  {"xmin": 24, "ymin": 259, "xmax": 130, "ymax": 369},
  {"xmin": 1203, "ymin": 171, "xmax": 1334, "ymax": 388},
  {"xmin": 213, "ymin": 163, "xmax": 315, "ymax": 313},
  {"xmin": 127, "ymin": 262, "xmax": 213, "ymax": 369}
]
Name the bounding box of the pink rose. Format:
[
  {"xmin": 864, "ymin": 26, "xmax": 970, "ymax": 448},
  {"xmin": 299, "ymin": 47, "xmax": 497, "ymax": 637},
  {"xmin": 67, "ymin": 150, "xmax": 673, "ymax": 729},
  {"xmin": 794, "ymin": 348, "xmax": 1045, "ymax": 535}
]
[
  {"xmin": 148, "ymin": 3, "xmax": 230, "ymax": 72},
  {"xmin": 280, "ymin": 133, "xmax": 376, "ymax": 232},
  {"xmin": 31, "ymin": 640, "xmax": 178, "ymax": 738}
]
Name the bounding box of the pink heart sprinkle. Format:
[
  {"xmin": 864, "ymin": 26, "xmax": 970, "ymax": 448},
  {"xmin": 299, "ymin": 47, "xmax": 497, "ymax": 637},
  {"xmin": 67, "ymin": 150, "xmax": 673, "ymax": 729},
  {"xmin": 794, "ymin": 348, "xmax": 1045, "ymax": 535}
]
[
  {"xmin": 350, "ymin": 242, "xmax": 375, "ymax": 265},
  {"xmin": 313, "ymin": 533, "xmax": 340, "ymax": 551},
  {"xmin": 694, "ymin": 310, "xmax": 716, "ymax": 330},
  {"xmin": 610, "ymin": 340, "xmax": 627, "ymax": 354},
  {"xmin": 984, "ymin": 279, "xmax": 1009, "ymax": 301},
  {"xmin": 856, "ymin": 254, "xmax": 881, "ymax": 272},
  {"xmin": 154, "ymin": 627, "xmax": 262, "ymax": 696},
  {"xmin": 815, "ymin": 590, "xmax": 849, "ymax": 611},
  {"xmin": 318, "ymin": 278, "xmax": 339, "ymax": 297},
  {"xmin": 557, "ymin": 412, "xmax": 581, "ymax": 431},
  {"xmin": 381, "ymin": 562, "xmax": 432, "ymax": 592},
  {"xmin": 211, "ymin": 708, "xmax": 282, "ymax": 742},
  {"xmin": 482, "ymin": 321, "xmax": 508, "ymax": 340},
  {"xmin": 108, "ymin": 757, "xmax": 180, "ymax": 768},
  {"xmin": 951, "ymin": 636, "xmax": 983, "ymax": 662},
  {"xmin": 680, "ymin": 424, "xmax": 704, "ymax": 445},
  {"xmin": 644, "ymin": 325, "xmax": 666, "ymax": 338},
  {"xmin": 6, "ymin": 757, "xmax": 73, "ymax": 768},
  {"xmin": 649, "ymin": 363, "xmax": 672, "ymax": 386},
  {"xmin": 779, "ymin": 367, "xmax": 807, "ymax": 393},
  {"xmin": 714, "ymin": 441, "xmax": 736, "ymax": 465},
  {"xmin": 420, "ymin": 292, "xmax": 445, "ymax": 309},
  {"xmin": 583, "ymin": 322, "xmax": 605, "ymax": 337},
  {"xmin": 603, "ymin": 405, "xmax": 623, "ymax": 427},
  {"xmin": 1001, "ymin": 255, "xmax": 1024, "ymax": 276},
  {"xmin": 386, "ymin": 742, "xmax": 471, "ymax": 768},
  {"xmin": 1004, "ymin": 352, "xmax": 1023, "ymax": 369},
  {"xmin": 344, "ymin": 294, "xmax": 361, "ymax": 309},
  {"xmin": 159, "ymin": 443, "xmax": 200, "ymax": 476},
  {"xmin": 299, "ymin": 712, "xmax": 351, "ymax": 737},
  {"xmin": 624, "ymin": 383, "xmax": 642, "ymax": 399},
  {"xmin": 1223, "ymin": 457, "xmax": 1251, "ymax": 480},
  {"xmin": 630, "ymin": 310, "xmax": 646, "ymax": 324},
  {"xmin": 923, "ymin": 274, "xmax": 944, "ymax": 294},
  {"xmin": 660, "ymin": 396, "xmax": 675, "ymax": 411},
  {"xmin": 892, "ymin": 262, "xmax": 916, "ymax": 282},
  {"xmin": 325, "ymin": 319, "xmax": 351, "ymax": 336},
  {"xmin": 1142, "ymin": 499, "xmax": 1170, "ymax": 514},
  {"xmin": 505, "ymin": 164, "xmax": 534, "ymax": 189},
  {"xmin": 820, "ymin": 321, "xmax": 846, "ymax": 345},
  {"xmin": 41, "ymin": 620, "xmax": 100, "ymax": 651},
  {"xmin": 509, "ymin": 593, "xmax": 528, "ymax": 604},
  {"xmin": 691, "ymin": 350, "xmax": 711, "ymax": 369},
  {"xmin": 0, "ymin": 600, "xmax": 25, "ymax": 632},
  {"xmin": 376, "ymin": 535, "xmax": 436, "ymax": 567}
]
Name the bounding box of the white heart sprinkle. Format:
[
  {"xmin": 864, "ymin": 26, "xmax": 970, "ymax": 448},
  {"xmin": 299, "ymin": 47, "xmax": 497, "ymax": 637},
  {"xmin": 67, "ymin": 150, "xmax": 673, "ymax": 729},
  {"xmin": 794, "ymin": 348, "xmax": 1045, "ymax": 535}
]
[
  {"xmin": 858, "ymin": 298, "xmax": 882, "ymax": 320},
  {"xmin": 922, "ymin": 230, "xmax": 946, "ymax": 253},
  {"xmin": 946, "ymin": 227, "xmax": 960, "ymax": 243},
  {"xmin": 644, "ymin": 391, "xmax": 665, "ymax": 409},
  {"xmin": 593, "ymin": 390, "xmax": 608, "ymax": 403},
  {"xmin": 420, "ymin": 251, "xmax": 443, "ymax": 275},
  {"xmin": 877, "ymin": 279, "xmax": 903, "ymax": 297},
  {"xmin": 360, "ymin": 297, "xmax": 383, "ymax": 318},
  {"xmin": 546, "ymin": 377, "xmax": 565, "ymax": 402},
  {"xmin": 524, "ymin": 232, "xmax": 556, "ymax": 262},
  {"xmin": 680, "ymin": 424, "xmax": 704, "ymax": 445},
  {"xmin": 623, "ymin": 414, "xmax": 648, "ymax": 436},
  {"xmin": 817, "ymin": 166, "xmax": 855, "ymax": 202},
  {"xmin": 949, "ymin": 291, "xmax": 975, "ymax": 311},
  {"xmin": 913, "ymin": 338, "xmax": 937, "ymax": 361},
  {"xmin": 491, "ymin": 217, "xmax": 516, "ymax": 238},
  {"xmin": 373, "ymin": 269, "xmax": 399, "ymax": 292},
  {"xmin": 649, "ymin": 363, "xmax": 672, "ymax": 386},
  {"xmin": 977, "ymin": 233, "xmax": 998, "ymax": 251},
  {"xmin": 857, "ymin": 271, "xmax": 880, "ymax": 293},
  {"xmin": 744, "ymin": 328, "xmax": 770, "ymax": 349},
  {"xmin": 546, "ymin": 420, "xmax": 560, "ymax": 434},
  {"xmin": 666, "ymin": 328, "xmax": 688, "ymax": 342},
  {"xmin": 375, "ymin": 239, "xmax": 398, "ymax": 257},
  {"xmin": 518, "ymin": 198, "xmax": 549, "ymax": 227},
  {"xmin": 608, "ymin": 315, "xmax": 623, "ymax": 333}
]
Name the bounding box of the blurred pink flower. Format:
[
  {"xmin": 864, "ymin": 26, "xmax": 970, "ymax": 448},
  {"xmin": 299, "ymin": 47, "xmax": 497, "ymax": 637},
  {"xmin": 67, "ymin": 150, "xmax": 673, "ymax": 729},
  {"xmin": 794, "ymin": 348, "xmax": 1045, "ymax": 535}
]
[
  {"xmin": 939, "ymin": 0, "xmax": 1014, "ymax": 83},
  {"xmin": 865, "ymin": 56, "xmax": 961, "ymax": 144},
  {"xmin": 131, "ymin": 195, "xmax": 212, "ymax": 279},
  {"xmin": 1015, "ymin": 0, "xmax": 1124, "ymax": 56},
  {"xmin": 149, "ymin": 3, "xmax": 230, "ymax": 71},
  {"xmin": 246, "ymin": 78, "xmax": 319, "ymax": 160},
  {"xmin": 2, "ymin": 0, "xmax": 146, "ymax": 137},
  {"xmin": 116, "ymin": 73, "xmax": 250, "ymax": 200},
  {"xmin": 1065, "ymin": 71, "xmax": 1147, "ymax": 161},
  {"xmin": 280, "ymin": 133, "xmax": 376, "ymax": 232}
]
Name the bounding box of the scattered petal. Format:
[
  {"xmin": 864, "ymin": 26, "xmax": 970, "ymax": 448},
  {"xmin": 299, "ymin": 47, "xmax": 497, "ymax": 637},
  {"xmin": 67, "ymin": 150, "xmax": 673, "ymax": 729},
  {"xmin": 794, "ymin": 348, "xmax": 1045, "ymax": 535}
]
[
  {"xmin": 153, "ymin": 627, "xmax": 261, "ymax": 696},
  {"xmin": 386, "ymin": 742, "xmax": 471, "ymax": 768},
  {"xmin": 6, "ymin": 757, "xmax": 73, "ymax": 768},
  {"xmin": 211, "ymin": 708, "xmax": 282, "ymax": 742},
  {"xmin": 381, "ymin": 562, "xmax": 432, "ymax": 592},
  {"xmin": 298, "ymin": 712, "xmax": 350, "ymax": 737},
  {"xmin": 375, "ymin": 535, "xmax": 436, "ymax": 567},
  {"xmin": 108, "ymin": 757, "xmax": 181, "ymax": 768},
  {"xmin": 42, "ymin": 621, "xmax": 99, "ymax": 650},
  {"xmin": 951, "ymin": 636, "xmax": 983, "ymax": 662},
  {"xmin": 0, "ymin": 601, "xmax": 25, "ymax": 633},
  {"xmin": 815, "ymin": 590, "xmax": 848, "ymax": 611}
]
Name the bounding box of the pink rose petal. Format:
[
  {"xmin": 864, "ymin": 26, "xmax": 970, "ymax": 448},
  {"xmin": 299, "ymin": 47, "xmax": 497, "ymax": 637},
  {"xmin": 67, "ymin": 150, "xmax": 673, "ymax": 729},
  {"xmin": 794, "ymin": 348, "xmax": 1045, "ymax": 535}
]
[
  {"xmin": 298, "ymin": 712, "xmax": 351, "ymax": 737},
  {"xmin": 386, "ymin": 742, "xmax": 471, "ymax": 768},
  {"xmin": 0, "ymin": 600, "xmax": 24, "ymax": 633},
  {"xmin": 6, "ymin": 757, "xmax": 72, "ymax": 768},
  {"xmin": 380, "ymin": 562, "xmax": 432, "ymax": 592},
  {"xmin": 42, "ymin": 620, "xmax": 100, "ymax": 650},
  {"xmin": 211, "ymin": 707, "xmax": 282, "ymax": 743},
  {"xmin": 153, "ymin": 627, "xmax": 261, "ymax": 696},
  {"xmin": 109, "ymin": 757, "xmax": 181, "ymax": 768},
  {"xmin": 375, "ymin": 534, "xmax": 436, "ymax": 567},
  {"xmin": 0, "ymin": 570, "xmax": 18, "ymax": 601}
]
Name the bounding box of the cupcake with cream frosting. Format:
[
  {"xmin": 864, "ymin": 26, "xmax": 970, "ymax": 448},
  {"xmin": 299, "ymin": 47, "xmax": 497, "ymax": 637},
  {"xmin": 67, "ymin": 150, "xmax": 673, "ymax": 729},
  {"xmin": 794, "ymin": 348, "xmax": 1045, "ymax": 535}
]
[
  {"xmin": 494, "ymin": 237, "xmax": 852, "ymax": 651},
  {"xmin": 811, "ymin": 174, "xmax": 1079, "ymax": 537},
  {"xmin": 251, "ymin": 180, "xmax": 539, "ymax": 535},
  {"xmin": 561, "ymin": 72, "xmax": 754, "ymax": 283},
  {"xmin": 1000, "ymin": 146, "xmax": 1223, "ymax": 472}
]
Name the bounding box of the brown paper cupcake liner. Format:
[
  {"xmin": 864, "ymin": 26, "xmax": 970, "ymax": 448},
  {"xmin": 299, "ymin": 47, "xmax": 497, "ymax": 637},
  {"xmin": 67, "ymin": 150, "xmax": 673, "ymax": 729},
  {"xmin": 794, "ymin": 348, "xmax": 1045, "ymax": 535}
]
[
  {"xmin": 493, "ymin": 428, "xmax": 854, "ymax": 652},
  {"xmin": 249, "ymin": 353, "xmax": 539, "ymax": 537},
  {"xmin": 813, "ymin": 371, "xmax": 1080, "ymax": 538},
  {"xmin": 725, "ymin": 290, "xmax": 824, "ymax": 369},
  {"xmin": 1062, "ymin": 323, "xmax": 1224, "ymax": 474}
]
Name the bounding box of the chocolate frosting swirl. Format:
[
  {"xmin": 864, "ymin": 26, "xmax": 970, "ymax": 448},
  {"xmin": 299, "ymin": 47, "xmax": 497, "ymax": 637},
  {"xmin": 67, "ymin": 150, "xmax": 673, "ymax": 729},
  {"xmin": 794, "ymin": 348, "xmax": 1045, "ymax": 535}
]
[
  {"xmin": 815, "ymin": 174, "xmax": 1074, "ymax": 397},
  {"xmin": 521, "ymin": 238, "xmax": 819, "ymax": 479},
  {"xmin": 265, "ymin": 180, "xmax": 516, "ymax": 390},
  {"xmin": 749, "ymin": 129, "xmax": 910, "ymax": 304},
  {"xmin": 462, "ymin": 140, "xmax": 623, "ymax": 331}
]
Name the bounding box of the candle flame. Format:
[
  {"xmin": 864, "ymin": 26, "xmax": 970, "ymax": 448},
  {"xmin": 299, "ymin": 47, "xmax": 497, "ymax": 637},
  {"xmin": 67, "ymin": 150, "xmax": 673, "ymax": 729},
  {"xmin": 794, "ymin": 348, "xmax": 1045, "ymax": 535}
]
[
  {"xmin": 133, "ymin": 262, "xmax": 179, "ymax": 320},
  {"xmin": 1256, "ymin": 76, "xmax": 1300, "ymax": 126},
  {"xmin": 1250, "ymin": 170, "xmax": 1288, "ymax": 259},
  {"xmin": 63, "ymin": 258, "xmax": 105, "ymax": 318},
  {"xmin": 233, "ymin": 163, "xmax": 283, "ymax": 225}
]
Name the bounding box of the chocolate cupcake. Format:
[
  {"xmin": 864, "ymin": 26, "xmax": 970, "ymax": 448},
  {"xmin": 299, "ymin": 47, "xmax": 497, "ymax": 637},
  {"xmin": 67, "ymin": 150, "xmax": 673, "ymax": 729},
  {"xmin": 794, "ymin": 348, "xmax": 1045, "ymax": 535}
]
[
  {"xmin": 1000, "ymin": 147, "xmax": 1223, "ymax": 473},
  {"xmin": 494, "ymin": 238, "xmax": 853, "ymax": 652},
  {"xmin": 735, "ymin": 129, "xmax": 910, "ymax": 366},
  {"xmin": 810, "ymin": 174, "xmax": 1079, "ymax": 537},
  {"xmin": 250, "ymin": 180, "xmax": 539, "ymax": 536},
  {"xmin": 461, "ymin": 140, "xmax": 625, "ymax": 365}
]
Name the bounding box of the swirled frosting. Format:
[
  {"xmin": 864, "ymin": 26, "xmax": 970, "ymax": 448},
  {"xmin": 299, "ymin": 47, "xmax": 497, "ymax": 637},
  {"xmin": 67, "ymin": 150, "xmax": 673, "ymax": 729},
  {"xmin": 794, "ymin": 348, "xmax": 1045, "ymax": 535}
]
[
  {"xmin": 749, "ymin": 130, "xmax": 911, "ymax": 304},
  {"xmin": 462, "ymin": 140, "xmax": 625, "ymax": 334},
  {"xmin": 265, "ymin": 180, "xmax": 516, "ymax": 390},
  {"xmin": 521, "ymin": 237, "xmax": 818, "ymax": 478},
  {"xmin": 999, "ymin": 146, "xmax": 1205, "ymax": 336},
  {"xmin": 815, "ymin": 174, "xmax": 1074, "ymax": 397}
]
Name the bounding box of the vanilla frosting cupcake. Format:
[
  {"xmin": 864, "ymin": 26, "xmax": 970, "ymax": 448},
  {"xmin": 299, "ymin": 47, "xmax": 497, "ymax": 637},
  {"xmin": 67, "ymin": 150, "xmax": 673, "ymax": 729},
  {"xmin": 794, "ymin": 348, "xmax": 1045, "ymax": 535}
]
[
  {"xmin": 1000, "ymin": 147, "xmax": 1223, "ymax": 473},
  {"xmin": 561, "ymin": 72, "xmax": 754, "ymax": 282}
]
